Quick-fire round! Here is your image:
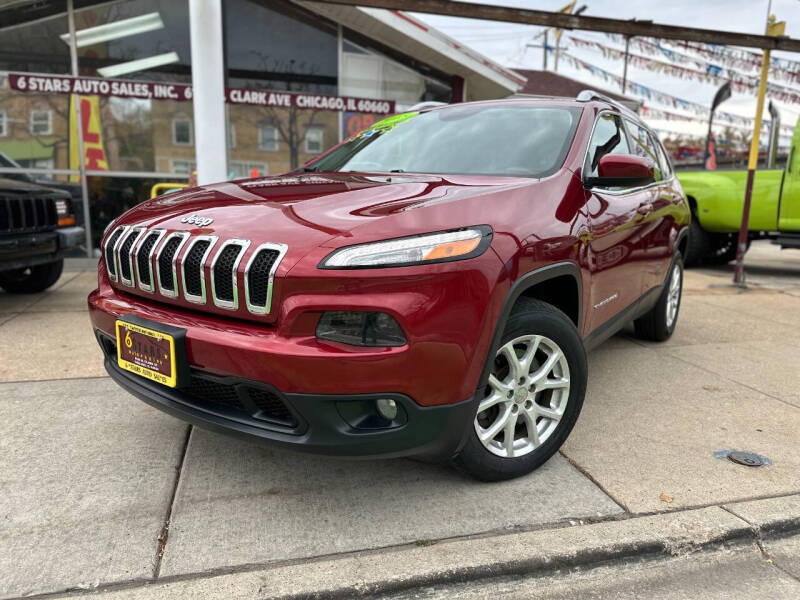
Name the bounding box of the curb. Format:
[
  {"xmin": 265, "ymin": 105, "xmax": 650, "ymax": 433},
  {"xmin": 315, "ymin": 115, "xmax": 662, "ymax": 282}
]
[{"xmin": 52, "ymin": 494, "xmax": 800, "ymax": 600}]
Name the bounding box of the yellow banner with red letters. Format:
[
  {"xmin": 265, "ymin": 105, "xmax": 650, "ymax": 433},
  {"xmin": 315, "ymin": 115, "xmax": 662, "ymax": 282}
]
[{"xmin": 69, "ymin": 94, "xmax": 108, "ymax": 181}]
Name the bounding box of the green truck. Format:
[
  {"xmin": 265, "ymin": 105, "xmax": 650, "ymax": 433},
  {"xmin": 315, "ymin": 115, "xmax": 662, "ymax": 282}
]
[{"xmin": 677, "ymin": 116, "xmax": 800, "ymax": 266}]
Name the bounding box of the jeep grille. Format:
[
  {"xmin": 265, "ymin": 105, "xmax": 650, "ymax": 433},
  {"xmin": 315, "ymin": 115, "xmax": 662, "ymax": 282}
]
[{"xmin": 102, "ymin": 227, "xmax": 286, "ymax": 316}]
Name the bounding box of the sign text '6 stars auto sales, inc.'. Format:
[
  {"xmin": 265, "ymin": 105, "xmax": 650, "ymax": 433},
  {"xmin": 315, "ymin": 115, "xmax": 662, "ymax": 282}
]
[{"xmin": 7, "ymin": 73, "xmax": 395, "ymax": 115}]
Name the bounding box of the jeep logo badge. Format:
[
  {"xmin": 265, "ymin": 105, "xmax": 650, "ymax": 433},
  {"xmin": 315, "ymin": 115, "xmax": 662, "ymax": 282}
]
[{"xmin": 180, "ymin": 214, "xmax": 214, "ymax": 227}]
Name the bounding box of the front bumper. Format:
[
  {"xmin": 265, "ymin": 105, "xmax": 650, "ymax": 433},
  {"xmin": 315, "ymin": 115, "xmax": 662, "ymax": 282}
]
[
  {"xmin": 98, "ymin": 331, "xmax": 475, "ymax": 460},
  {"xmin": 88, "ymin": 247, "xmax": 507, "ymax": 459},
  {"xmin": 0, "ymin": 226, "xmax": 84, "ymax": 271}
]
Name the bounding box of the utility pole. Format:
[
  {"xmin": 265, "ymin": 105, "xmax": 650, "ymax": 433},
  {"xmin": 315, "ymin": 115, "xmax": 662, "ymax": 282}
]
[
  {"xmin": 66, "ymin": 0, "xmax": 92, "ymax": 258},
  {"xmin": 621, "ymin": 35, "xmax": 630, "ymax": 94},
  {"xmin": 543, "ymin": 30, "xmax": 548, "ymax": 70},
  {"xmin": 732, "ymin": 13, "xmax": 785, "ymax": 287}
]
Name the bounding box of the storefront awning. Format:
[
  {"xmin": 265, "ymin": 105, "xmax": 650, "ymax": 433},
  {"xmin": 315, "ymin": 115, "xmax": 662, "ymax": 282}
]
[{"xmin": 296, "ymin": 2, "xmax": 525, "ymax": 100}]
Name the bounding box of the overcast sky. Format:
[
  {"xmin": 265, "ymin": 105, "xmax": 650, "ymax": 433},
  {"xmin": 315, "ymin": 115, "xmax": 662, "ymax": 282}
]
[{"xmin": 413, "ymin": 0, "xmax": 800, "ymax": 140}]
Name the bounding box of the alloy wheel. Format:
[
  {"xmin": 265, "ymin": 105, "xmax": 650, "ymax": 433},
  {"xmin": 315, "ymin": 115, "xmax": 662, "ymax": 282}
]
[
  {"xmin": 475, "ymin": 334, "xmax": 570, "ymax": 458},
  {"xmin": 666, "ymin": 264, "xmax": 681, "ymax": 328}
]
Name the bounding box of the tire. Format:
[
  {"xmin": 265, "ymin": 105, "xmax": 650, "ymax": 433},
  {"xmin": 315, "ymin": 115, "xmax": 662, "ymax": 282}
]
[
  {"xmin": 0, "ymin": 259, "xmax": 64, "ymax": 294},
  {"xmin": 454, "ymin": 298, "xmax": 587, "ymax": 482},
  {"xmin": 707, "ymin": 234, "xmax": 748, "ymax": 265},
  {"xmin": 684, "ymin": 218, "xmax": 710, "ymax": 267},
  {"xmin": 634, "ymin": 254, "xmax": 683, "ymax": 342}
]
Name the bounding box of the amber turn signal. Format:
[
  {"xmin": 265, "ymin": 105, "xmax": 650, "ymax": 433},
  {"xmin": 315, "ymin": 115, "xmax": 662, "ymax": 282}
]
[{"xmin": 423, "ymin": 237, "xmax": 481, "ymax": 261}]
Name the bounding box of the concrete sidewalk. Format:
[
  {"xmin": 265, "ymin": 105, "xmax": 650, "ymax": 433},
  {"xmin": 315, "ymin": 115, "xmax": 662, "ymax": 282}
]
[{"xmin": 1, "ymin": 241, "xmax": 799, "ymax": 598}]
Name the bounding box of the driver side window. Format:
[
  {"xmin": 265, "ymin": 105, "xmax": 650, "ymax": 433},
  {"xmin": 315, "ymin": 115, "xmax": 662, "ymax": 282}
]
[{"xmin": 585, "ymin": 113, "xmax": 630, "ymax": 188}]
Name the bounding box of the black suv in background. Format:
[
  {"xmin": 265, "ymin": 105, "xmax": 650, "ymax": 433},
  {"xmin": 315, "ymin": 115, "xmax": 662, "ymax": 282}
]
[{"xmin": 0, "ymin": 177, "xmax": 84, "ymax": 293}]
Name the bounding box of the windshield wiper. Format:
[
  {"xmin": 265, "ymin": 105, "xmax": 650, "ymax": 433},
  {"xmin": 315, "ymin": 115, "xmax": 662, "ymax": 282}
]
[
  {"xmin": 297, "ymin": 166, "xmax": 320, "ymax": 173},
  {"xmin": 389, "ymin": 169, "xmax": 405, "ymax": 173}
]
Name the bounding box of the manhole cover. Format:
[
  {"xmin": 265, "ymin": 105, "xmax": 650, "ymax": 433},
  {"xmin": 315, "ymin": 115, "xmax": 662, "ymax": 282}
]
[{"xmin": 727, "ymin": 451, "xmax": 767, "ymax": 467}]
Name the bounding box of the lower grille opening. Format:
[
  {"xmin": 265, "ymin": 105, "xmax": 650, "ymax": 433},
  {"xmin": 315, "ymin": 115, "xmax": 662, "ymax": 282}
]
[
  {"xmin": 99, "ymin": 333, "xmax": 299, "ymax": 432},
  {"xmin": 186, "ymin": 375, "xmax": 298, "ymax": 429}
]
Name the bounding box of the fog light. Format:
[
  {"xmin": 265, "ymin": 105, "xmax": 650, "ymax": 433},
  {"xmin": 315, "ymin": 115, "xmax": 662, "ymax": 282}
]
[
  {"xmin": 316, "ymin": 311, "xmax": 406, "ymax": 347},
  {"xmin": 376, "ymin": 398, "xmax": 398, "ymax": 421}
]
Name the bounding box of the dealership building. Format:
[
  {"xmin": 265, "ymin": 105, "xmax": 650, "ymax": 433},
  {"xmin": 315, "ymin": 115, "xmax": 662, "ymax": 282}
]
[{"xmin": 0, "ymin": 0, "xmax": 524, "ymax": 256}]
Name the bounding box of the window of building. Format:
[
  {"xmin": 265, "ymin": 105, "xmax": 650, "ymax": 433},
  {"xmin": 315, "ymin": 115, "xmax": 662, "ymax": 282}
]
[
  {"xmin": 259, "ymin": 125, "xmax": 278, "ymax": 151},
  {"xmin": 231, "ymin": 161, "xmax": 267, "ymax": 178},
  {"xmin": 171, "ymin": 159, "xmax": 196, "ymax": 175},
  {"xmin": 173, "ymin": 118, "xmax": 192, "ymax": 145},
  {"xmin": 305, "ymin": 127, "xmax": 323, "ymax": 154},
  {"xmin": 0, "ymin": 111, "xmax": 7, "ymax": 137},
  {"xmin": 229, "ymin": 125, "xmax": 236, "ymax": 149},
  {"xmin": 29, "ymin": 110, "xmax": 52, "ymax": 135}
]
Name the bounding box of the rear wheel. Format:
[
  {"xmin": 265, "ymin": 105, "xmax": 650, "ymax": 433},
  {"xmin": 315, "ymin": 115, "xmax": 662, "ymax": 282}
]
[
  {"xmin": 634, "ymin": 255, "xmax": 683, "ymax": 342},
  {"xmin": 684, "ymin": 218, "xmax": 710, "ymax": 267},
  {"xmin": 0, "ymin": 260, "xmax": 64, "ymax": 293},
  {"xmin": 454, "ymin": 298, "xmax": 587, "ymax": 482}
]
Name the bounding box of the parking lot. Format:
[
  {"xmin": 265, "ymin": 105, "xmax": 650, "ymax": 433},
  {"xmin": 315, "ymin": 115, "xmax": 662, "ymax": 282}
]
[{"xmin": 1, "ymin": 241, "xmax": 799, "ymax": 598}]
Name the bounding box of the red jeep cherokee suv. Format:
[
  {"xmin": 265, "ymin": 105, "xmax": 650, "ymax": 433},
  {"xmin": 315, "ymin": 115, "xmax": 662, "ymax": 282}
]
[{"xmin": 89, "ymin": 93, "xmax": 689, "ymax": 481}]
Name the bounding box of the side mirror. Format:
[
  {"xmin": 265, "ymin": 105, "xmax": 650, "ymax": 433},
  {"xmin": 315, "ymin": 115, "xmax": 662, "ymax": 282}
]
[{"xmin": 585, "ymin": 154, "xmax": 655, "ymax": 188}]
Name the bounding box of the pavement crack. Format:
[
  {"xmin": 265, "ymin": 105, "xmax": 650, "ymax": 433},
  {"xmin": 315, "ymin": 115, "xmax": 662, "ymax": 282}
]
[
  {"xmin": 153, "ymin": 424, "xmax": 193, "ymax": 579},
  {"xmin": 559, "ymin": 450, "xmax": 630, "ymax": 513},
  {"xmin": 719, "ymin": 505, "xmax": 800, "ymax": 585}
]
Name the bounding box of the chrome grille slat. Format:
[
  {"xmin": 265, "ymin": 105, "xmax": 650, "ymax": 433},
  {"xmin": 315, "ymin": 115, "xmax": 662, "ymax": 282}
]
[
  {"xmin": 108, "ymin": 228, "xmax": 285, "ymax": 317},
  {"xmin": 180, "ymin": 235, "xmax": 217, "ymax": 304},
  {"xmin": 210, "ymin": 239, "xmax": 250, "ymax": 310},
  {"xmin": 244, "ymin": 243, "xmax": 287, "ymax": 315},
  {"xmin": 104, "ymin": 226, "xmax": 128, "ymax": 282},
  {"xmin": 135, "ymin": 229, "xmax": 165, "ymax": 293},
  {"xmin": 117, "ymin": 227, "xmax": 144, "ymax": 287},
  {"xmin": 156, "ymin": 232, "xmax": 189, "ymax": 297}
]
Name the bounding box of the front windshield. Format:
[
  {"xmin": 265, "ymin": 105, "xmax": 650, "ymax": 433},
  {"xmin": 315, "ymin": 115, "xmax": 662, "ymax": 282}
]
[{"xmin": 312, "ymin": 104, "xmax": 582, "ymax": 178}]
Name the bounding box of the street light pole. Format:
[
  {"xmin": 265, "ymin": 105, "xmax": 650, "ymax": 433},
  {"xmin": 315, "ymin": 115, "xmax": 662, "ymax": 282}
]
[{"xmin": 732, "ymin": 15, "xmax": 784, "ymax": 287}]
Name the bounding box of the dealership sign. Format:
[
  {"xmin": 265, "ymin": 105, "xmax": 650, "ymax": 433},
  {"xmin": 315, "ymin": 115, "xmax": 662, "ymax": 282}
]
[{"xmin": 7, "ymin": 73, "xmax": 395, "ymax": 114}]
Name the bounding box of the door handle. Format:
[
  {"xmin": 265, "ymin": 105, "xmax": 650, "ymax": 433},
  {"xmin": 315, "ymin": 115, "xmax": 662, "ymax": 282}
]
[{"xmin": 637, "ymin": 203, "xmax": 653, "ymax": 216}]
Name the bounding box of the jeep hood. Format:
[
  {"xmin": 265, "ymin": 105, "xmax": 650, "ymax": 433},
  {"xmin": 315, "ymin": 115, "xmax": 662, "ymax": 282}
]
[{"xmin": 112, "ymin": 172, "xmax": 537, "ymax": 267}]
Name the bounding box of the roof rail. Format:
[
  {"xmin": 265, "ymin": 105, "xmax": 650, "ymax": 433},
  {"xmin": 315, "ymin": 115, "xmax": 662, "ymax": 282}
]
[{"xmin": 576, "ymin": 89, "xmax": 636, "ymax": 115}]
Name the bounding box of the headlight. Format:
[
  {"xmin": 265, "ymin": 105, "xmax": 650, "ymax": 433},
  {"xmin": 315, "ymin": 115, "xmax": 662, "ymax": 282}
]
[
  {"xmin": 320, "ymin": 226, "xmax": 492, "ymax": 269},
  {"xmin": 55, "ymin": 198, "xmax": 76, "ymax": 227}
]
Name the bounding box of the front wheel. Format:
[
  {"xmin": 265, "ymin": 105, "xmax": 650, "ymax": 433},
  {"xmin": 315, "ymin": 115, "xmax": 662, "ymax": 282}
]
[
  {"xmin": 0, "ymin": 259, "xmax": 64, "ymax": 293},
  {"xmin": 454, "ymin": 298, "xmax": 587, "ymax": 482}
]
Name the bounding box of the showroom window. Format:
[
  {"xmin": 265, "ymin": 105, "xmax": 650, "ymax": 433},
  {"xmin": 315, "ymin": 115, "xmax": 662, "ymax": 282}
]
[
  {"xmin": 231, "ymin": 161, "xmax": 267, "ymax": 178},
  {"xmin": 305, "ymin": 127, "xmax": 323, "ymax": 154},
  {"xmin": 173, "ymin": 117, "xmax": 193, "ymax": 145},
  {"xmin": 259, "ymin": 125, "xmax": 279, "ymax": 151},
  {"xmin": 171, "ymin": 159, "xmax": 197, "ymax": 175},
  {"xmin": 0, "ymin": 111, "xmax": 7, "ymax": 137},
  {"xmin": 29, "ymin": 110, "xmax": 52, "ymax": 135}
]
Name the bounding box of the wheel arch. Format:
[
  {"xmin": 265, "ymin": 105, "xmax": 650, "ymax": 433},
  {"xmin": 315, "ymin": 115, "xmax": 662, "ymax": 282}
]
[
  {"xmin": 477, "ymin": 262, "xmax": 583, "ymax": 395},
  {"xmin": 449, "ymin": 262, "xmax": 584, "ymax": 460},
  {"xmin": 676, "ymin": 224, "xmax": 690, "ymax": 258}
]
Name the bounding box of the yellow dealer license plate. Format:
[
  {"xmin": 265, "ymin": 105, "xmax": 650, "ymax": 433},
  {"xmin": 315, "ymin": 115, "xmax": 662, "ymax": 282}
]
[{"xmin": 116, "ymin": 320, "xmax": 177, "ymax": 388}]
